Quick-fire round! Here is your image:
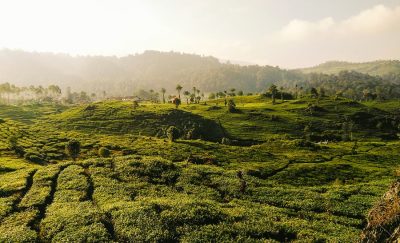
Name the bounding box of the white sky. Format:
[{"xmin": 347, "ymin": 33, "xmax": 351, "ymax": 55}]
[{"xmin": 0, "ymin": 0, "xmax": 399, "ymax": 68}]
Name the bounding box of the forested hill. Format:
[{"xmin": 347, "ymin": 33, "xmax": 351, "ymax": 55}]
[
  {"xmin": 0, "ymin": 49, "xmax": 303, "ymax": 95},
  {"xmin": 1, "ymin": 49, "xmax": 400, "ymax": 98},
  {"xmin": 300, "ymin": 60, "xmax": 400, "ymax": 76}
]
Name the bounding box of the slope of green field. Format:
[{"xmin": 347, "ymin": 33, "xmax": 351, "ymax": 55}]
[
  {"xmin": 0, "ymin": 103, "xmax": 66, "ymax": 124},
  {"xmin": 0, "ymin": 95, "xmax": 399, "ymax": 242}
]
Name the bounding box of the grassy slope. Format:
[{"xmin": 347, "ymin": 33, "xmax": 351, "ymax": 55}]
[
  {"xmin": 0, "ymin": 96, "xmax": 399, "ymax": 242},
  {"xmin": 300, "ymin": 60, "xmax": 400, "ymax": 75}
]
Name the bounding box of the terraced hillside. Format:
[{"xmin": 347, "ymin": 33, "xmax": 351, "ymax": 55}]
[{"xmin": 0, "ymin": 96, "xmax": 399, "ymax": 242}]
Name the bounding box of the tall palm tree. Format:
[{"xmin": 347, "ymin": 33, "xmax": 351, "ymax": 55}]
[
  {"xmin": 183, "ymin": 91, "xmax": 190, "ymax": 104},
  {"xmin": 161, "ymin": 88, "xmax": 166, "ymax": 104},
  {"xmin": 176, "ymin": 84, "xmax": 183, "ymax": 99},
  {"xmin": 196, "ymin": 89, "xmax": 201, "ymax": 103}
]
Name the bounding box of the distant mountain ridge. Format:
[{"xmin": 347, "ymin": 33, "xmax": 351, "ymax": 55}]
[
  {"xmin": 0, "ymin": 49, "xmax": 399, "ymax": 97},
  {"xmin": 0, "ymin": 49, "xmax": 302, "ymax": 95},
  {"xmin": 299, "ymin": 60, "xmax": 400, "ymax": 76}
]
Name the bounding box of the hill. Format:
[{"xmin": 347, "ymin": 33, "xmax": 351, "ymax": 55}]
[
  {"xmin": 2, "ymin": 50, "xmax": 400, "ymax": 100},
  {"xmin": 0, "ymin": 95, "xmax": 399, "ymax": 241},
  {"xmin": 300, "ymin": 60, "xmax": 400, "ymax": 76},
  {"xmin": 0, "ymin": 49, "xmax": 303, "ymax": 95},
  {"xmin": 0, "ymin": 94, "xmax": 399, "ymax": 241}
]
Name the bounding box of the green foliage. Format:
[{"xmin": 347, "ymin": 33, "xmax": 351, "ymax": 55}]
[
  {"xmin": 116, "ymin": 156, "xmax": 179, "ymax": 184},
  {"xmin": 227, "ymin": 99, "xmax": 237, "ymax": 113},
  {"xmin": 24, "ymin": 151, "xmax": 44, "ymax": 163},
  {"xmin": 269, "ymin": 84, "xmax": 278, "ymax": 104},
  {"xmin": 7, "ymin": 134, "xmax": 25, "ymax": 157},
  {"xmin": 40, "ymin": 202, "xmax": 110, "ymax": 242},
  {"xmin": 0, "ymin": 209, "xmax": 38, "ymax": 242},
  {"xmin": 0, "ymin": 95, "xmax": 399, "ymax": 242},
  {"xmin": 301, "ymin": 60, "xmax": 400, "ymax": 76},
  {"xmin": 19, "ymin": 166, "xmax": 60, "ymax": 208},
  {"xmin": 98, "ymin": 147, "xmax": 111, "ymax": 158},
  {"xmin": 65, "ymin": 140, "xmax": 81, "ymax": 161},
  {"xmin": 166, "ymin": 126, "xmax": 179, "ymax": 142},
  {"xmin": 173, "ymin": 97, "xmax": 181, "ymax": 108}
]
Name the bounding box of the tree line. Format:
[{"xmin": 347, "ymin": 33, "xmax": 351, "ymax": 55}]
[{"xmin": 0, "ymin": 83, "xmax": 96, "ymax": 105}]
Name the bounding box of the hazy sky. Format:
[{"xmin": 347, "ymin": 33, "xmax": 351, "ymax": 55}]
[{"xmin": 0, "ymin": 0, "xmax": 399, "ymax": 68}]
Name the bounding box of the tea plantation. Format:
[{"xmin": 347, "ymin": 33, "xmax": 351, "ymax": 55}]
[{"xmin": 0, "ymin": 96, "xmax": 399, "ymax": 242}]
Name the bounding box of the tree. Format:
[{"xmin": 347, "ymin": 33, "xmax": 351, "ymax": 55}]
[
  {"xmin": 183, "ymin": 91, "xmax": 190, "ymax": 104},
  {"xmin": 227, "ymin": 99, "xmax": 237, "ymax": 113},
  {"xmin": 176, "ymin": 84, "xmax": 183, "ymax": 99},
  {"xmin": 190, "ymin": 93, "xmax": 195, "ymax": 104},
  {"xmin": 161, "ymin": 88, "xmax": 166, "ymax": 104},
  {"xmin": 279, "ymin": 86, "xmax": 284, "ymax": 101},
  {"xmin": 237, "ymin": 90, "xmax": 243, "ymax": 96},
  {"xmin": 230, "ymin": 88, "xmax": 236, "ymax": 96},
  {"xmin": 65, "ymin": 140, "xmax": 81, "ymax": 161},
  {"xmin": 48, "ymin": 85, "xmax": 62, "ymax": 100},
  {"xmin": 149, "ymin": 89, "xmax": 156, "ymax": 103},
  {"xmin": 173, "ymin": 97, "xmax": 181, "ymax": 109},
  {"xmin": 166, "ymin": 126, "xmax": 179, "ymax": 142},
  {"xmin": 48, "ymin": 85, "xmax": 61, "ymax": 94},
  {"xmin": 133, "ymin": 100, "xmax": 139, "ymax": 110},
  {"xmin": 192, "ymin": 87, "xmax": 197, "ymax": 99},
  {"xmin": 363, "ymin": 89, "xmax": 371, "ymax": 101},
  {"xmin": 224, "ymin": 90, "xmax": 228, "ymax": 105},
  {"xmin": 269, "ymin": 85, "xmax": 278, "ymax": 105},
  {"xmin": 196, "ymin": 89, "xmax": 201, "ymax": 103},
  {"xmin": 310, "ymin": 87, "xmax": 319, "ymax": 98},
  {"xmin": 98, "ymin": 147, "xmax": 111, "ymax": 158}
]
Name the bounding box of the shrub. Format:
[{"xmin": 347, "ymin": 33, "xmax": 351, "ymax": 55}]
[
  {"xmin": 98, "ymin": 147, "xmax": 111, "ymax": 158},
  {"xmin": 133, "ymin": 101, "xmax": 139, "ymax": 110},
  {"xmin": 7, "ymin": 135, "xmax": 25, "ymax": 157},
  {"xmin": 122, "ymin": 149, "xmax": 135, "ymax": 156},
  {"xmin": 112, "ymin": 204, "xmax": 172, "ymax": 242},
  {"xmin": 65, "ymin": 140, "xmax": 81, "ymax": 161},
  {"xmin": 40, "ymin": 202, "xmax": 109, "ymax": 242},
  {"xmin": 117, "ymin": 156, "xmax": 179, "ymax": 184},
  {"xmin": 139, "ymin": 158, "xmax": 179, "ymax": 184},
  {"xmin": 166, "ymin": 126, "xmax": 179, "ymax": 142},
  {"xmin": 0, "ymin": 209, "xmax": 38, "ymax": 242},
  {"xmin": 227, "ymin": 100, "xmax": 237, "ymax": 113},
  {"xmin": 24, "ymin": 152, "xmax": 44, "ymax": 163}
]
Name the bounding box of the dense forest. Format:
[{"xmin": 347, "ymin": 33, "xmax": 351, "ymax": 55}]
[{"xmin": 2, "ymin": 49, "xmax": 400, "ymax": 101}]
